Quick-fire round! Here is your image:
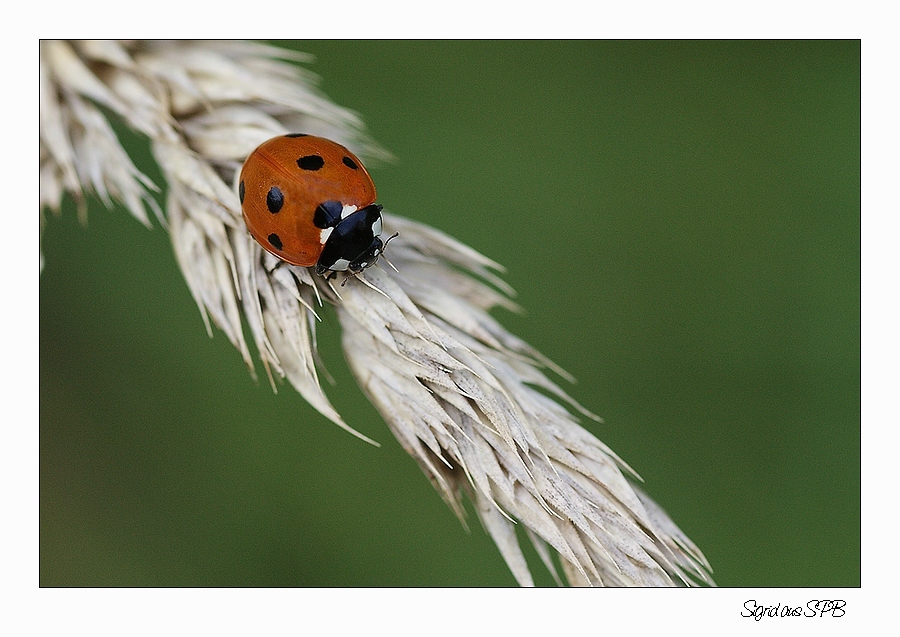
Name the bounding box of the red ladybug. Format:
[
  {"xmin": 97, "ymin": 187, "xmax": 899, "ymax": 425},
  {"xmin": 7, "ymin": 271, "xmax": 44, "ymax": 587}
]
[{"xmin": 239, "ymin": 134, "xmax": 388, "ymax": 276}]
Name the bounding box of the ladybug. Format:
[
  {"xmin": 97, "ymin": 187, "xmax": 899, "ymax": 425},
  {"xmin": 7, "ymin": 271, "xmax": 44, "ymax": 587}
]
[{"xmin": 238, "ymin": 133, "xmax": 391, "ymax": 276}]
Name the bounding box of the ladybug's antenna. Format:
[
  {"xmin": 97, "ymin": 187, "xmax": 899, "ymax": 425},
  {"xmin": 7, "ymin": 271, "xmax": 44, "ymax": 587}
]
[
  {"xmin": 381, "ymin": 232, "xmax": 400, "ymax": 273},
  {"xmin": 383, "ymin": 232, "xmax": 400, "ymax": 249}
]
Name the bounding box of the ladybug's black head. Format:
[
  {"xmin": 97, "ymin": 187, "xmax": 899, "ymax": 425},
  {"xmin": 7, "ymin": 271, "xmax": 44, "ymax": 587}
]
[{"xmin": 315, "ymin": 204, "xmax": 386, "ymax": 276}]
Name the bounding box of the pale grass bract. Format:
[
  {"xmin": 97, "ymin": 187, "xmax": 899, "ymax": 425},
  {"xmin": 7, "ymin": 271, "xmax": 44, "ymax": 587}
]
[{"xmin": 40, "ymin": 40, "xmax": 714, "ymax": 586}]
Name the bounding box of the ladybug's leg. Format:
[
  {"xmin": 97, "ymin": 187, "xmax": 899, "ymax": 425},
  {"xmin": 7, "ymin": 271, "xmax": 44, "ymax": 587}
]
[{"xmin": 340, "ymin": 271, "xmax": 361, "ymax": 287}]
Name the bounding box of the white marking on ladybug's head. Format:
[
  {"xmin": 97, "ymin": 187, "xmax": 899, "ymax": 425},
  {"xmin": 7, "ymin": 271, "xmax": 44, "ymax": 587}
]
[
  {"xmin": 371, "ymin": 215, "xmax": 383, "ymax": 238},
  {"xmin": 328, "ymin": 257, "xmax": 351, "ymax": 272},
  {"xmin": 340, "ymin": 204, "xmax": 359, "ymax": 219},
  {"xmin": 319, "ymin": 226, "xmax": 334, "ymax": 244}
]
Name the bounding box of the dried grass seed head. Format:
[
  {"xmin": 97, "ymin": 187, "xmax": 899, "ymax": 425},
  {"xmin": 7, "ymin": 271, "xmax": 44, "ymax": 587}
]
[{"xmin": 40, "ymin": 39, "xmax": 713, "ymax": 586}]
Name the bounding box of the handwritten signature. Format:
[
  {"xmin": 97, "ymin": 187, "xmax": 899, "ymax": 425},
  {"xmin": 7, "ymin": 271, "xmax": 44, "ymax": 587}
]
[{"xmin": 741, "ymin": 599, "xmax": 846, "ymax": 620}]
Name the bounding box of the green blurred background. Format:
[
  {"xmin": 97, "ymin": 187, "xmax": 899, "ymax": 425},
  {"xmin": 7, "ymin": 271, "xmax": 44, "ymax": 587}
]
[{"xmin": 40, "ymin": 41, "xmax": 860, "ymax": 587}]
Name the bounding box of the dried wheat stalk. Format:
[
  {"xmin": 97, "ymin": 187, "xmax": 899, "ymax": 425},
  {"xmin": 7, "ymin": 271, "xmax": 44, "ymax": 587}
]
[{"xmin": 40, "ymin": 40, "xmax": 713, "ymax": 586}]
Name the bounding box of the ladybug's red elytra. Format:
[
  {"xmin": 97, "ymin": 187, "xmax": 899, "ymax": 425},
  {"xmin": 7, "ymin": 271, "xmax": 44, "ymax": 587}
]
[{"xmin": 238, "ymin": 134, "xmax": 389, "ymax": 276}]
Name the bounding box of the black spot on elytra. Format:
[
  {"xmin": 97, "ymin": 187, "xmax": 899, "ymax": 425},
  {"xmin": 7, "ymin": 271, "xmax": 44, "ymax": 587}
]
[
  {"xmin": 314, "ymin": 200, "xmax": 343, "ymax": 229},
  {"xmin": 285, "ymin": 133, "xmax": 308, "ymax": 138},
  {"xmin": 239, "ymin": 180, "xmax": 245, "ymax": 204},
  {"xmin": 297, "ymin": 155, "xmax": 325, "ymax": 171},
  {"xmin": 267, "ymin": 186, "xmax": 284, "ymax": 213},
  {"xmin": 268, "ymin": 233, "xmax": 283, "ymax": 250},
  {"xmin": 342, "ymin": 156, "xmax": 359, "ymax": 170}
]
